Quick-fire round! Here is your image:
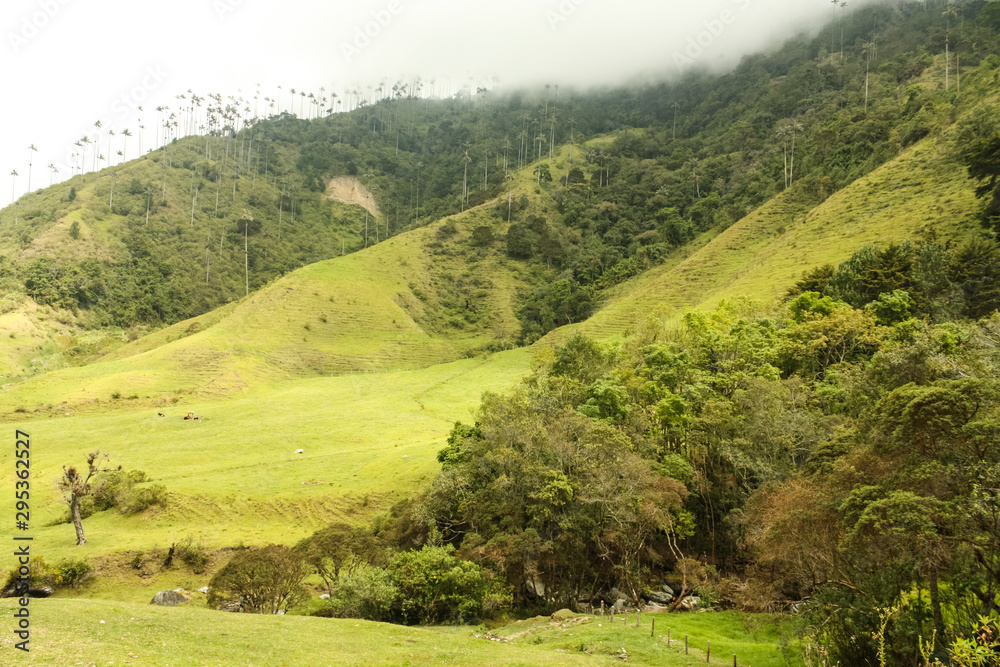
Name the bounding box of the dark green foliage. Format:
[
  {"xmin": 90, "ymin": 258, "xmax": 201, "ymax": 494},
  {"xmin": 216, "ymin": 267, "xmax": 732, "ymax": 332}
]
[
  {"xmin": 323, "ymin": 546, "xmax": 506, "ymax": 625},
  {"xmin": 787, "ymin": 264, "xmax": 835, "ymax": 298},
  {"xmin": 207, "ymin": 545, "xmax": 307, "ymax": 614},
  {"xmin": 516, "ymin": 278, "xmax": 593, "ymax": 344},
  {"xmin": 293, "ymin": 522, "xmax": 382, "ymax": 595},
  {"xmin": 950, "ymin": 238, "xmax": 1000, "ymax": 319},
  {"xmin": 68, "ymin": 220, "xmax": 79, "ymax": 239}
]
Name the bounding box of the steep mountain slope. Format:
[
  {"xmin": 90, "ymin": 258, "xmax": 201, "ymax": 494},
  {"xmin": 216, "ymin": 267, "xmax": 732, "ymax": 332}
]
[
  {"xmin": 554, "ymin": 134, "xmax": 982, "ymax": 342},
  {"xmin": 0, "ymin": 202, "xmax": 529, "ymax": 413}
]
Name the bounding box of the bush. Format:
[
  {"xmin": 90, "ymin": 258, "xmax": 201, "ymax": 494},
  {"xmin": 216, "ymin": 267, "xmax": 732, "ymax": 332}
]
[
  {"xmin": 208, "ymin": 545, "xmax": 306, "ymax": 614},
  {"xmin": 392, "ymin": 545, "xmax": 488, "ymax": 625},
  {"xmin": 173, "ymin": 537, "xmax": 210, "ymax": 574},
  {"xmin": 328, "ymin": 565, "xmax": 399, "ymax": 622},
  {"xmin": 51, "ymin": 558, "xmax": 93, "ymax": 589}
]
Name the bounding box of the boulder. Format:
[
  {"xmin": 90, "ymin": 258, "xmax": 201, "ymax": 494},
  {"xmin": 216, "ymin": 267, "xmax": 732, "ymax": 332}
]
[
  {"xmin": 679, "ymin": 595, "xmax": 700, "ymax": 611},
  {"xmin": 660, "ymin": 584, "xmax": 675, "ymax": 596},
  {"xmin": 614, "ymin": 598, "xmax": 627, "ymax": 612},
  {"xmin": 29, "ymin": 586, "xmax": 54, "ymax": 598},
  {"xmin": 319, "ymin": 593, "xmax": 331, "ymax": 600},
  {"xmin": 524, "ymin": 577, "xmax": 545, "ymax": 598},
  {"xmin": 642, "ymin": 602, "xmax": 671, "ymax": 613},
  {"xmin": 644, "ymin": 589, "xmax": 673, "ymax": 605},
  {"xmin": 198, "ymin": 586, "xmax": 209, "ymax": 594},
  {"xmin": 150, "ymin": 589, "xmax": 190, "ymax": 606}
]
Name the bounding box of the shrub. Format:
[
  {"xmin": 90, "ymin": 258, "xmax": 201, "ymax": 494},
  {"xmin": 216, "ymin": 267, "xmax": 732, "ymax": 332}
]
[
  {"xmin": 51, "ymin": 558, "xmax": 93, "ymax": 589},
  {"xmin": 328, "ymin": 565, "xmax": 399, "ymax": 622},
  {"xmin": 208, "ymin": 545, "xmax": 306, "ymax": 614},
  {"xmin": 392, "ymin": 545, "xmax": 488, "ymax": 625},
  {"xmin": 174, "ymin": 537, "xmax": 210, "ymax": 574}
]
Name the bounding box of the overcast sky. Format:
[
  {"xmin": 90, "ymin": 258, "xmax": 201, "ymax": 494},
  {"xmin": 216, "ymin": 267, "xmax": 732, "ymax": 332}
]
[{"xmin": 1, "ymin": 0, "xmax": 861, "ymax": 207}]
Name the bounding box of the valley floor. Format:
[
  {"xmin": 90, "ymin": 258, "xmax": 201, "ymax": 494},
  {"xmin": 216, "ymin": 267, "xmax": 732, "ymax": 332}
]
[{"xmin": 0, "ymin": 599, "xmax": 803, "ymax": 666}]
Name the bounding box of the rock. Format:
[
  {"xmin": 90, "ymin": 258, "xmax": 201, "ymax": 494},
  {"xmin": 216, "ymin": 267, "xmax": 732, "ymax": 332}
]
[
  {"xmin": 150, "ymin": 590, "xmax": 191, "ymax": 606},
  {"xmin": 525, "ymin": 576, "xmax": 545, "ymax": 598},
  {"xmin": 28, "ymin": 586, "xmax": 54, "ymax": 598},
  {"xmin": 198, "ymin": 587, "xmax": 209, "ymax": 594},
  {"xmin": 642, "ymin": 602, "xmax": 671, "ymax": 613},
  {"xmin": 643, "ymin": 589, "xmax": 673, "ymax": 605},
  {"xmin": 679, "ymin": 595, "xmax": 700, "ymax": 611},
  {"xmin": 217, "ymin": 600, "xmax": 242, "ymax": 613},
  {"xmin": 615, "ymin": 598, "xmax": 627, "ymax": 612},
  {"xmin": 294, "ymin": 449, "xmax": 304, "ymax": 454},
  {"xmin": 660, "ymin": 584, "xmax": 675, "ymax": 596},
  {"xmin": 319, "ymin": 593, "xmax": 330, "ymax": 600}
]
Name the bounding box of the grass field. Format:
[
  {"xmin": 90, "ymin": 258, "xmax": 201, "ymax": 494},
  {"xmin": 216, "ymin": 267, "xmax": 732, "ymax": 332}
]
[
  {"xmin": 0, "ymin": 349, "xmax": 531, "ymax": 567},
  {"xmin": 0, "ymin": 108, "xmax": 989, "ymax": 666},
  {"xmin": 0, "ymin": 600, "xmax": 803, "ymax": 666}
]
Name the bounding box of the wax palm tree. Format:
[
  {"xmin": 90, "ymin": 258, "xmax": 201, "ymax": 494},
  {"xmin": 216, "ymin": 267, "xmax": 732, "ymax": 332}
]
[
  {"xmin": 462, "ymin": 151, "xmax": 472, "ymax": 211},
  {"xmin": 121, "ymin": 128, "xmax": 133, "ymax": 160},
  {"xmin": 9, "ymin": 169, "xmax": 18, "ymax": 204},
  {"xmin": 48, "ymin": 164, "xmax": 58, "ymax": 186},
  {"xmin": 92, "ymin": 121, "xmax": 103, "ymax": 172},
  {"xmin": 27, "ymin": 144, "xmax": 37, "ymax": 191}
]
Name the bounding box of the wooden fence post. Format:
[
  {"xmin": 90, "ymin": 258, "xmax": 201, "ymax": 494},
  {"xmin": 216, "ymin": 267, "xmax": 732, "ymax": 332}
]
[
  {"xmin": 651, "ymin": 618, "xmax": 655, "ymax": 638},
  {"xmin": 707, "ymin": 640, "xmax": 710, "ymax": 662},
  {"xmin": 667, "ymin": 627, "xmax": 671, "ymax": 647},
  {"xmin": 685, "ymin": 635, "xmax": 689, "ymax": 655},
  {"xmin": 636, "ymin": 609, "xmax": 641, "ymax": 627}
]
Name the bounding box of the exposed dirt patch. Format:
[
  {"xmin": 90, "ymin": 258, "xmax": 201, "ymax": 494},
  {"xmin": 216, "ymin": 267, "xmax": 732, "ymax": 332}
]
[{"xmin": 326, "ymin": 176, "xmax": 380, "ymax": 218}]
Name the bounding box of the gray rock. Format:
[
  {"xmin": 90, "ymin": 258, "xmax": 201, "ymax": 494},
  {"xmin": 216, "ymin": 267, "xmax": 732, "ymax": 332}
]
[
  {"xmin": 319, "ymin": 593, "xmax": 330, "ymax": 600},
  {"xmin": 198, "ymin": 587, "xmax": 209, "ymax": 594},
  {"xmin": 644, "ymin": 589, "xmax": 673, "ymax": 604},
  {"xmin": 614, "ymin": 598, "xmax": 627, "ymax": 612},
  {"xmin": 524, "ymin": 576, "xmax": 546, "ymax": 598},
  {"xmin": 642, "ymin": 602, "xmax": 671, "ymax": 613},
  {"xmin": 150, "ymin": 590, "xmax": 190, "ymax": 606},
  {"xmin": 660, "ymin": 584, "xmax": 674, "ymax": 596},
  {"xmin": 294, "ymin": 449, "xmax": 304, "ymax": 454},
  {"xmin": 29, "ymin": 586, "xmax": 54, "ymax": 598}
]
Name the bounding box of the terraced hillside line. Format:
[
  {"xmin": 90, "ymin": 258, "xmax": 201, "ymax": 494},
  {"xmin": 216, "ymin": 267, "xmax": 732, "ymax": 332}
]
[{"xmin": 326, "ymin": 176, "xmax": 381, "ymax": 217}]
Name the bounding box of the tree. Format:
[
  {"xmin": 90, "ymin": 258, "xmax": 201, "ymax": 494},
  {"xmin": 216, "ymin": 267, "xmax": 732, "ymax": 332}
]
[
  {"xmin": 294, "ymin": 523, "xmax": 381, "ymax": 596},
  {"xmin": 26, "ymin": 144, "xmax": 37, "ymax": 191},
  {"xmin": 58, "ymin": 451, "xmax": 120, "ymax": 545},
  {"xmin": 208, "ymin": 545, "xmax": 307, "ymax": 613}
]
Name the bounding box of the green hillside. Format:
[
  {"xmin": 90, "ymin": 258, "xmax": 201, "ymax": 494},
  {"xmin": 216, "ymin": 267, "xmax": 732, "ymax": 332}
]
[{"xmin": 1, "ymin": 2, "xmax": 999, "ymax": 664}]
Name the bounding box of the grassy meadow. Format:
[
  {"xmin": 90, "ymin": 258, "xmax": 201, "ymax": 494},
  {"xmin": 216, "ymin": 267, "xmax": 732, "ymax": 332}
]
[{"xmin": 0, "ymin": 600, "xmax": 804, "ymax": 666}]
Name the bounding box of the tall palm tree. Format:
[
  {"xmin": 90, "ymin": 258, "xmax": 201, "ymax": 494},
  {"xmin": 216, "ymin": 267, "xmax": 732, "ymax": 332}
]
[
  {"xmin": 92, "ymin": 121, "xmax": 103, "ymax": 172},
  {"xmin": 9, "ymin": 169, "xmax": 18, "ymax": 204},
  {"xmin": 48, "ymin": 164, "xmax": 58, "ymax": 186},
  {"xmin": 462, "ymin": 151, "xmax": 472, "ymax": 211},
  {"xmin": 121, "ymin": 128, "xmax": 133, "ymax": 161},
  {"xmin": 27, "ymin": 144, "xmax": 37, "ymax": 191}
]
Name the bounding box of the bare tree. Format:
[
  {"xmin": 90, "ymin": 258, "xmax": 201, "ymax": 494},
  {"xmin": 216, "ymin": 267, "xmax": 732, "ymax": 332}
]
[{"xmin": 59, "ymin": 451, "xmax": 119, "ymax": 545}]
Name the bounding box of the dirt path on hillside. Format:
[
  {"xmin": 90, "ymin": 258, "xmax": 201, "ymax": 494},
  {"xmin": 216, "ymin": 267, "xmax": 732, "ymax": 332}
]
[{"xmin": 326, "ymin": 176, "xmax": 380, "ymax": 218}]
